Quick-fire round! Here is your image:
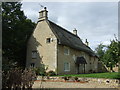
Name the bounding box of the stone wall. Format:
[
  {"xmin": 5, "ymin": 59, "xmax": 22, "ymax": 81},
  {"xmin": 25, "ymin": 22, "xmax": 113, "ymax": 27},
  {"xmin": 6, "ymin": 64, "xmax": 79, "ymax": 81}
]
[
  {"xmin": 98, "ymin": 61, "xmax": 108, "ymax": 73},
  {"xmin": 26, "ymin": 20, "xmax": 57, "ymax": 71},
  {"xmin": 57, "ymin": 45, "xmax": 98, "ymax": 75},
  {"xmin": 37, "ymin": 76, "xmax": 119, "ymax": 86},
  {"xmin": 26, "ymin": 19, "xmax": 98, "ymax": 75}
]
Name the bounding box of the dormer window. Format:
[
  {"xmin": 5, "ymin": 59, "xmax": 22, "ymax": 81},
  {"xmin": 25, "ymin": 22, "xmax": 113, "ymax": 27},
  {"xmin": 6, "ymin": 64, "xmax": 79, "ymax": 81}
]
[{"xmin": 46, "ymin": 38, "xmax": 51, "ymax": 43}]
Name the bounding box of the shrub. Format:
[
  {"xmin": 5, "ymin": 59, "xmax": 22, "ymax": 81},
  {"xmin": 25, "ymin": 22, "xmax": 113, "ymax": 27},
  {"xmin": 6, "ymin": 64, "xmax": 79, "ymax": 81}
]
[
  {"xmin": 46, "ymin": 70, "xmax": 56, "ymax": 76},
  {"xmin": 74, "ymin": 77, "xmax": 78, "ymax": 81},
  {"xmin": 89, "ymin": 69, "xmax": 93, "ymax": 73},
  {"xmin": 33, "ymin": 67, "xmax": 46, "ymax": 76},
  {"xmin": 62, "ymin": 76, "xmax": 70, "ymax": 81},
  {"xmin": 2, "ymin": 67, "xmax": 36, "ymax": 89}
]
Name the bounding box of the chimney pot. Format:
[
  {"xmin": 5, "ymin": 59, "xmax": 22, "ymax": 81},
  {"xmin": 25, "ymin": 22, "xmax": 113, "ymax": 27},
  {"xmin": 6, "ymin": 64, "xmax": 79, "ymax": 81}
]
[
  {"xmin": 85, "ymin": 39, "xmax": 89, "ymax": 46},
  {"xmin": 44, "ymin": 7, "xmax": 47, "ymax": 10},
  {"xmin": 73, "ymin": 28, "xmax": 77, "ymax": 35}
]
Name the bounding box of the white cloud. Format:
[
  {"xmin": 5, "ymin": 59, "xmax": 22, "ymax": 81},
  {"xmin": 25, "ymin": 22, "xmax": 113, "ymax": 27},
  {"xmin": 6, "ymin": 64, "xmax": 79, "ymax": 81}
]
[{"xmin": 103, "ymin": 41, "xmax": 111, "ymax": 45}]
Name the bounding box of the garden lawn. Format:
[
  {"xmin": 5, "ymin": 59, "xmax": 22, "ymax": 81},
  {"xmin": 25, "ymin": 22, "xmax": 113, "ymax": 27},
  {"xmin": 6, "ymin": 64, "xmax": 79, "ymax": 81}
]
[{"xmin": 57, "ymin": 72, "xmax": 120, "ymax": 79}]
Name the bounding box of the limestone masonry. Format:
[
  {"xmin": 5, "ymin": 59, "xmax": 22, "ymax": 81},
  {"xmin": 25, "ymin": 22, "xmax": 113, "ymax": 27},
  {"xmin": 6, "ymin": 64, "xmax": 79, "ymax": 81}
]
[{"xmin": 26, "ymin": 7, "xmax": 99, "ymax": 75}]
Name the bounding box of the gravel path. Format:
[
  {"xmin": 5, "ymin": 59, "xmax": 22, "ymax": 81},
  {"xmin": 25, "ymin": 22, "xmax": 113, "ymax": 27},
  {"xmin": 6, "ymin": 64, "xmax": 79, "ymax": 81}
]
[{"xmin": 32, "ymin": 81, "xmax": 119, "ymax": 89}]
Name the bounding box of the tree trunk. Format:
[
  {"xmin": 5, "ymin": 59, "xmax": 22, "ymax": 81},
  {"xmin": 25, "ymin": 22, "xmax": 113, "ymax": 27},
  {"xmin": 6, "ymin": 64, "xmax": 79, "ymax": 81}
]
[{"xmin": 110, "ymin": 65, "xmax": 114, "ymax": 72}]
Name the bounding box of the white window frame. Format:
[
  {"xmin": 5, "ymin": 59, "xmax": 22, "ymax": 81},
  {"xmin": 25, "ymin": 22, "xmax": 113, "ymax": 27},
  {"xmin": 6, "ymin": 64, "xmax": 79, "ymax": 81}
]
[
  {"xmin": 64, "ymin": 62, "xmax": 70, "ymax": 71},
  {"xmin": 64, "ymin": 48, "xmax": 69, "ymax": 55},
  {"xmin": 32, "ymin": 51, "xmax": 37, "ymax": 59}
]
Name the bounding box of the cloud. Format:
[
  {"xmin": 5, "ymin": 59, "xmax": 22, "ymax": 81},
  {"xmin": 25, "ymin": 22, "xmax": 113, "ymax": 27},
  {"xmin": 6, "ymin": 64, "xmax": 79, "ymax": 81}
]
[{"xmin": 21, "ymin": 2, "xmax": 118, "ymax": 50}]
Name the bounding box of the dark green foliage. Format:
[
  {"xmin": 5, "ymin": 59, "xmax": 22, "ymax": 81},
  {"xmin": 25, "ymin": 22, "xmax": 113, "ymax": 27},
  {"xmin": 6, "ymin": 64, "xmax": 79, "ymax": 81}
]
[
  {"xmin": 33, "ymin": 67, "xmax": 46, "ymax": 76},
  {"xmin": 95, "ymin": 37, "xmax": 119, "ymax": 72},
  {"xmin": 95, "ymin": 43, "xmax": 106, "ymax": 61},
  {"xmin": 46, "ymin": 70, "xmax": 56, "ymax": 76},
  {"xmin": 2, "ymin": 2, "xmax": 36, "ymax": 69},
  {"xmin": 74, "ymin": 77, "xmax": 78, "ymax": 81},
  {"xmin": 62, "ymin": 76, "xmax": 69, "ymax": 81},
  {"xmin": 103, "ymin": 39, "xmax": 119, "ymax": 71}
]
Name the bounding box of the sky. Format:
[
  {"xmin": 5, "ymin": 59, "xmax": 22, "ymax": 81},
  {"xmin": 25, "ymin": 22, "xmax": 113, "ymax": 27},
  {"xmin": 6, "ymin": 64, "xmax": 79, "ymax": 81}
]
[{"xmin": 21, "ymin": 2, "xmax": 118, "ymax": 50}]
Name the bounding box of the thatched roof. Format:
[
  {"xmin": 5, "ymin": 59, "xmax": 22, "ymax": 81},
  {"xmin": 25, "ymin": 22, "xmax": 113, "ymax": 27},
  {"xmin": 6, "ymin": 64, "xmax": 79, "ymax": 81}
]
[{"xmin": 47, "ymin": 20, "xmax": 96, "ymax": 56}]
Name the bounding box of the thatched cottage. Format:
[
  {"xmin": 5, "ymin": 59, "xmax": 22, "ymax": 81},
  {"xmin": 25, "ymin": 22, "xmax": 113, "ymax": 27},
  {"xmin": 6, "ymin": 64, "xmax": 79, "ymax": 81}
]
[{"xmin": 26, "ymin": 7, "xmax": 98, "ymax": 75}]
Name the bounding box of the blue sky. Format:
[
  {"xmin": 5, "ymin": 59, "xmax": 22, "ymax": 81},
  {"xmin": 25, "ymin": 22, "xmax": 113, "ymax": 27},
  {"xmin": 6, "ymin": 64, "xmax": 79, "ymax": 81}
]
[{"xmin": 21, "ymin": 2, "xmax": 118, "ymax": 50}]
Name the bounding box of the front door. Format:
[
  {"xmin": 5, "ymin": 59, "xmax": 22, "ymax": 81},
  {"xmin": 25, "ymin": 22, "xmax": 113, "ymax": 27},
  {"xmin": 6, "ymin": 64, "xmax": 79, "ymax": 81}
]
[
  {"xmin": 76, "ymin": 64, "xmax": 79, "ymax": 74},
  {"xmin": 76, "ymin": 64, "xmax": 85, "ymax": 74}
]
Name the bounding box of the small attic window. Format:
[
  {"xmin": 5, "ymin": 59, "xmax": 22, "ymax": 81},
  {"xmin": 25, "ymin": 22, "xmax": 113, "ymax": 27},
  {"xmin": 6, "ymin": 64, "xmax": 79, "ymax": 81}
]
[
  {"xmin": 32, "ymin": 51, "xmax": 37, "ymax": 59},
  {"xmin": 46, "ymin": 38, "xmax": 51, "ymax": 43}
]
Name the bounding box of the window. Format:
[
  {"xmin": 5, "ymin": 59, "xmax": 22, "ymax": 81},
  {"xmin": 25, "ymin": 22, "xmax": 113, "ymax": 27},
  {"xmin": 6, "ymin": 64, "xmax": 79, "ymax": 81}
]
[
  {"xmin": 30, "ymin": 63, "xmax": 35, "ymax": 67},
  {"xmin": 64, "ymin": 62, "xmax": 70, "ymax": 71},
  {"xmin": 32, "ymin": 51, "xmax": 37, "ymax": 59},
  {"xmin": 64, "ymin": 48, "xmax": 69, "ymax": 55},
  {"xmin": 46, "ymin": 38, "xmax": 51, "ymax": 43}
]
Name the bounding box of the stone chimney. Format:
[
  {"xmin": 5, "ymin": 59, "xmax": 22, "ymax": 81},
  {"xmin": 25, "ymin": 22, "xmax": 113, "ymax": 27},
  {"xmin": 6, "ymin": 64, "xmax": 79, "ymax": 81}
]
[
  {"xmin": 38, "ymin": 7, "xmax": 48, "ymax": 21},
  {"xmin": 85, "ymin": 39, "xmax": 89, "ymax": 46},
  {"xmin": 73, "ymin": 28, "xmax": 77, "ymax": 35}
]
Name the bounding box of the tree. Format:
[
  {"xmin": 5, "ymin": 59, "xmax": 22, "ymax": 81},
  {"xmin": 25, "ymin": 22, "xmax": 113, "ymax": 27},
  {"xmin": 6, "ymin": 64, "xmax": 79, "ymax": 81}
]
[
  {"xmin": 95, "ymin": 38, "xmax": 119, "ymax": 72},
  {"xmin": 95, "ymin": 43, "xmax": 106, "ymax": 61},
  {"xmin": 2, "ymin": 2, "xmax": 36, "ymax": 70},
  {"xmin": 103, "ymin": 39, "xmax": 119, "ymax": 72},
  {"xmin": 103, "ymin": 48, "xmax": 115, "ymax": 72}
]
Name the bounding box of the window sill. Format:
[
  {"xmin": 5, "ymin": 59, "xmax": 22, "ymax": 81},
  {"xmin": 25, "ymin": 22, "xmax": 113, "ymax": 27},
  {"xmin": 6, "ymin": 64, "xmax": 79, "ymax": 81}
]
[{"xmin": 64, "ymin": 54, "xmax": 69, "ymax": 55}]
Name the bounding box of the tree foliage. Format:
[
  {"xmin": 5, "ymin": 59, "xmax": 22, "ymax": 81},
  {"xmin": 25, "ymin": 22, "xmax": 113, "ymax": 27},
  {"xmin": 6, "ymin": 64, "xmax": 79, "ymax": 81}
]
[
  {"xmin": 2, "ymin": 2, "xmax": 36, "ymax": 70},
  {"xmin": 95, "ymin": 38, "xmax": 119, "ymax": 72},
  {"xmin": 95, "ymin": 43, "xmax": 106, "ymax": 61},
  {"xmin": 103, "ymin": 39, "xmax": 119, "ymax": 71}
]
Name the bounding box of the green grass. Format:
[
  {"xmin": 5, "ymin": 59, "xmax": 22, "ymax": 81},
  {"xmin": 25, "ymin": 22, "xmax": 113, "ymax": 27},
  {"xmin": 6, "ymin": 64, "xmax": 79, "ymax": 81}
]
[{"xmin": 57, "ymin": 72, "xmax": 120, "ymax": 79}]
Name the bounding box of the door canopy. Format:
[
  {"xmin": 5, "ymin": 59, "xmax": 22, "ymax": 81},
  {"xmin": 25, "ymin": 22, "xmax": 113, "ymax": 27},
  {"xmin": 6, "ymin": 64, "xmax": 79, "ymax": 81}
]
[{"xmin": 76, "ymin": 56, "xmax": 87, "ymax": 64}]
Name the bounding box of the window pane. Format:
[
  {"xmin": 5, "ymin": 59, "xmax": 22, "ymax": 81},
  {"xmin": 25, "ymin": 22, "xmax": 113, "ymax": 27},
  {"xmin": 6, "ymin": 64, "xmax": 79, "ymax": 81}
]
[
  {"xmin": 32, "ymin": 51, "xmax": 37, "ymax": 59},
  {"xmin": 64, "ymin": 48, "xmax": 69, "ymax": 55},
  {"xmin": 64, "ymin": 62, "xmax": 70, "ymax": 71},
  {"xmin": 46, "ymin": 38, "xmax": 51, "ymax": 43}
]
